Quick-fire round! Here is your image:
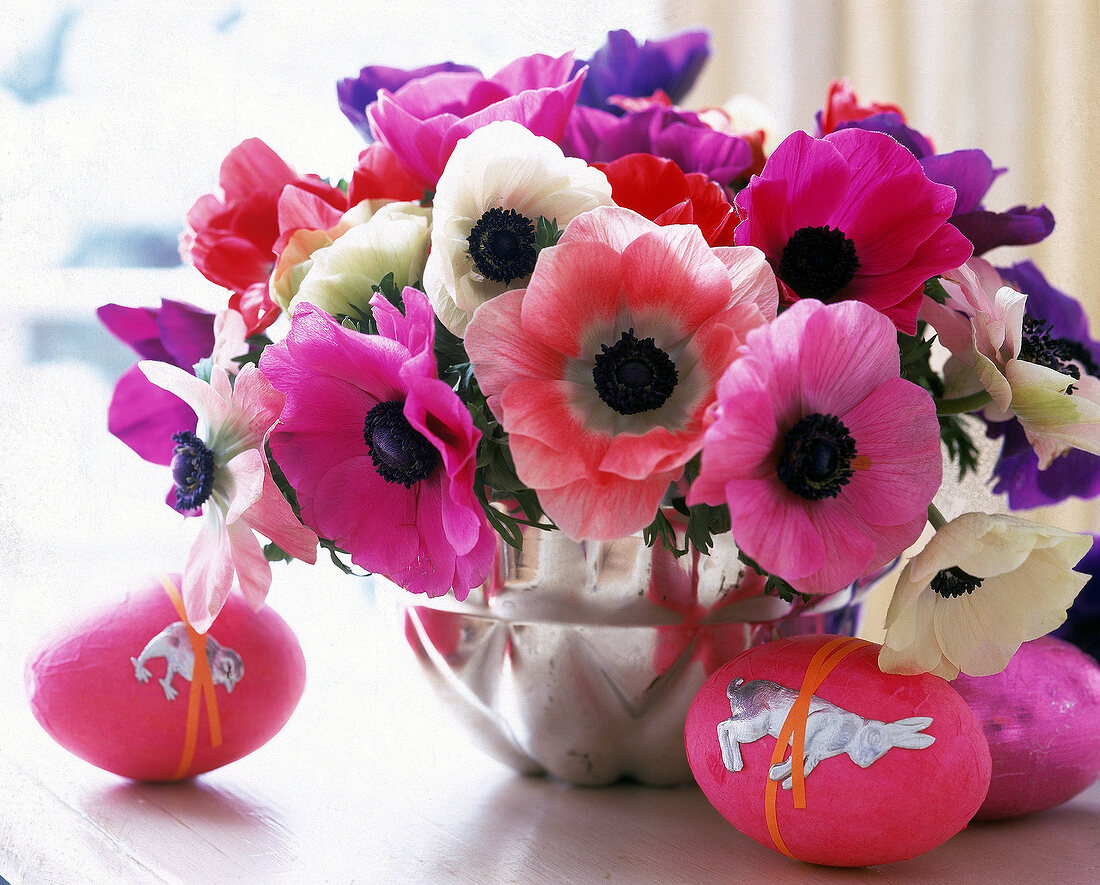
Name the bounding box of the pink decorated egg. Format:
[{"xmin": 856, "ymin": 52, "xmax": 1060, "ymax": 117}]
[
  {"xmin": 951, "ymin": 635, "xmax": 1100, "ymax": 820},
  {"xmin": 685, "ymin": 635, "xmax": 991, "ymax": 867},
  {"xmin": 25, "ymin": 574, "xmax": 305, "ymax": 781}
]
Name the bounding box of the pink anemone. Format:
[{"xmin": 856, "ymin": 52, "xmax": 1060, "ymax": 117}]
[
  {"xmin": 367, "ymin": 53, "xmax": 585, "ymax": 192},
  {"xmin": 259, "ymin": 292, "xmax": 495, "ymax": 599},
  {"xmin": 688, "ymin": 298, "xmax": 943, "ymax": 594},
  {"xmin": 464, "ymin": 205, "xmax": 777, "ymax": 541},
  {"xmin": 733, "ymin": 128, "xmax": 973, "ymax": 334},
  {"xmin": 138, "ymin": 362, "xmax": 319, "ymax": 632}
]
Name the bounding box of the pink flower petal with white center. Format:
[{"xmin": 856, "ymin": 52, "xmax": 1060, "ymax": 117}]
[
  {"xmin": 710, "ymin": 245, "xmax": 780, "ymax": 321},
  {"xmin": 464, "ymin": 289, "xmax": 566, "ymax": 413},
  {"xmin": 618, "ymin": 224, "xmax": 744, "ymax": 330},
  {"xmin": 560, "ymin": 202, "xmax": 662, "ymax": 251},
  {"xmin": 599, "ymin": 424, "xmax": 700, "ymax": 481},
  {"xmin": 518, "ymin": 237, "xmax": 625, "ymax": 357},
  {"xmin": 182, "ymin": 505, "xmax": 235, "ymax": 633},
  {"xmin": 723, "ymin": 476, "xmax": 827, "ymax": 581},
  {"xmin": 498, "ymin": 379, "xmax": 609, "ymax": 488},
  {"xmin": 225, "ymin": 364, "xmax": 288, "ymax": 450},
  {"xmin": 139, "ymin": 360, "xmax": 229, "ymax": 430},
  {"xmin": 223, "ymin": 448, "xmax": 266, "ymax": 524},
  {"xmin": 537, "ymin": 472, "xmax": 673, "ymax": 541},
  {"xmin": 241, "ymin": 468, "xmax": 319, "ymax": 563},
  {"xmin": 227, "ymin": 516, "xmax": 273, "ymax": 612}
]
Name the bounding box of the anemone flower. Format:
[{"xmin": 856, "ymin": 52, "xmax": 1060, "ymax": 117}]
[
  {"xmin": 138, "ymin": 361, "xmax": 319, "ymax": 632},
  {"xmin": 337, "ymin": 61, "xmax": 481, "ymax": 142},
  {"xmin": 922, "ymin": 257, "xmax": 1100, "ymax": 468},
  {"xmin": 983, "ymin": 261, "xmax": 1100, "ymax": 508},
  {"xmin": 182, "ymin": 138, "xmax": 345, "ymax": 335},
  {"xmin": 259, "ymin": 293, "xmax": 495, "ymax": 599},
  {"xmin": 815, "ymin": 78, "xmax": 907, "ymax": 137},
  {"xmin": 571, "ymin": 28, "xmax": 710, "ymax": 114},
  {"xmin": 879, "ymin": 512, "xmax": 1090, "ymax": 679},
  {"xmin": 99, "ymin": 298, "xmax": 215, "ymax": 464},
  {"xmin": 687, "ymin": 298, "xmax": 943, "ymax": 595},
  {"xmin": 423, "ymin": 120, "xmax": 613, "ymax": 335},
  {"xmin": 594, "ymin": 152, "xmax": 738, "ymax": 246},
  {"xmin": 365, "ymin": 52, "xmax": 585, "ymax": 192},
  {"xmin": 1052, "ymin": 533, "xmax": 1100, "ymax": 661},
  {"xmin": 733, "ymin": 128, "xmax": 973, "ymax": 334},
  {"xmin": 286, "ymin": 201, "xmax": 432, "ymax": 319},
  {"xmin": 815, "ymin": 81, "xmax": 1054, "ymax": 256},
  {"xmin": 563, "ymin": 104, "xmax": 752, "ymax": 189},
  {"xmin": 464, "ymin": 205, "xmax": 777, "ymax": 542}
]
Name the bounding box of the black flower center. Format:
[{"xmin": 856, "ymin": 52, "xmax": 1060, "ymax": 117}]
[
  {"xmin": 467, "ymin": 207, "xmax": 538, "ymax": 284},
  {"xmin": 776, "ymin": 413, "xmax": 857, "ymax": 500},
  {"xmin": 931, "ymin": 565, "xmax": 984, "ymax": 598},
  {"xmin": 592, "ymin": 329, "xmax": 679, "ymax": 415},
  {"xmin": 778, "ymin": 225, "xmax": 861, "ymax": 300},
  {"xmin": 170, "ymin": 430, "xmax": 216, "ymax": 512},
  {"xmin": 1019, "ymin": 314, "xmax": 1098, "ymax": 388},
  {"xmin": 363, "ymin": 400, "xmax": 439, "ymax": 487}
]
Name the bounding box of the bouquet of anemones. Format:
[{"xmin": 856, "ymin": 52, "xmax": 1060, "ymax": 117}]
[{"xmin": 100, "ymin": 28, "xmax": 1098, "ymax": 681}]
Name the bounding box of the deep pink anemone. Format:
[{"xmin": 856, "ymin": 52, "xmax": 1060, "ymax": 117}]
[
  {"xmin": 688, "ymin": 298, "xmax": 942, "ymax": 594},
  {"xmin": 366, "ymin": 53, "xmax": 585, "ymax": 192},
  {"xmin": 464, "ymin": 205, "xmax": 777, "ymax": 541},
  {"xmin": 733, "ymin": 128, "xmax": 973, "ymax": 334},
  {"xmin": 259, "ymin": 292, "xmax": 495, "ymax": 598}
]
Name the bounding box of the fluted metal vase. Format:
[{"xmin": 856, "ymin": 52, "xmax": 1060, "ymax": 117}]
[{"xmin": 404, "ymin": 525, "xmax": 875, "ymax": 786}]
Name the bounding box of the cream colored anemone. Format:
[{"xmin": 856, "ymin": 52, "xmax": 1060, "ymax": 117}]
[
  {"xmin": 423, "ymin": 120, "xmax": 614, "ymax": 336},
  {"xmin": 289, "ymin": 201, "xmax": 432, "ymax": 319},
  {"xmin": 925, "ymin": 257, "xmax": 1100, "ymax": 467},
  {"xmin": 879, "ymin": 512, "xmax": 1090, "ymax": 679}
]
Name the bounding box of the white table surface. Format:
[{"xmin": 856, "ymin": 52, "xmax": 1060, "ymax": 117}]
[
  {"xmin": 2, "ymin": 564, "xmax": 1098, "ymax": 885},
  {"xmin": 3, "ymin": 271, "xmax": 1098, "ymax": 883}
]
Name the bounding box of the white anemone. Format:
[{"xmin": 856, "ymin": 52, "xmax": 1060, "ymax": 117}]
[
  {"xmin": 879, "ymin": 512, "xmax": 1090, "ymax": 679},
  {"xmin": 423, "ymin": 120, "xmax": 614, "ymax": 336},
  {"xmin": 289, "ymin": 201, "xmax": 432, "ymax": 319}
]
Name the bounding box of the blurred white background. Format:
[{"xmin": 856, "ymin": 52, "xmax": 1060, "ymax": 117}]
[{"xmin": 2, "ymin": 0, "xmax": 1098, "ymax": 633}]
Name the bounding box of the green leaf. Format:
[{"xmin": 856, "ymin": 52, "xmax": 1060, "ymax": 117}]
[
  {"xmin": 534, "ymin": 216, "xmax": 563, "ymax": 252},
  {"xmin": 263, "ymin": 541, "xmax": 292, "ymax": 563},
  {"xmin": 736, "ymin": 549, "xmax": 813, "ymax": 604}
]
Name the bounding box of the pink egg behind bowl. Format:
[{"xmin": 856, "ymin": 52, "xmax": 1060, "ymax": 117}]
[{"xmin": 952, "ymin": 635, "xmax": 1100, "ymax": 820}]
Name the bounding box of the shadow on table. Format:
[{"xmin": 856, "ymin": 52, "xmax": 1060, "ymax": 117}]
[
  {"xmin": 410, "ymin": 772, "xmax": 1100, "ymax": 884},
  {"xmin": 92, "ymin": 778, "xmax": 297, "ymax": 878}
]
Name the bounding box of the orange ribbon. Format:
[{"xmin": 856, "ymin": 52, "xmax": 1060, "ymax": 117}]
[
  {"xmin": 764, "ymin": 636, "xmax": 870, "ymax": 859},
  {"xmin": 158, "ymin": 575, "xmax": 223, "ymax": 780}
]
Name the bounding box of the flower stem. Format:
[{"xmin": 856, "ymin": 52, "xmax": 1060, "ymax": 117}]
[
  {"xmin": 927, "ymin": 502, "xmax": 948, "ymax": 531},
  {"xmin": 935, "ymin": 390, "xmax": 993, "ymax": 415}
]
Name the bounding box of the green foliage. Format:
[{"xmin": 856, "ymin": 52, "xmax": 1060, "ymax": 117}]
[
  {"xmin": 534, "ymin": 216, "xmax": 563, "ymax": 252},
  {"xmin": 897, "ymin": 315, "xmax": 981, "ymax": 482},
  {"xmin": 641, "ymin": 461, "xmax": 731, "ymax": 559},
  {"xmin": 736, "ymin": 550, "xmax": 814, "ymax": 604}
]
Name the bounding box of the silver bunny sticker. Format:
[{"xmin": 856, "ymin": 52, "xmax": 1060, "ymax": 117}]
[
  {"xmin": 717, "ymin": 678, "xmax": 935, "ymax": 788},
  {"xmin": 131, "ymin": 623, "xmax": 244, "ymax": 701}
]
